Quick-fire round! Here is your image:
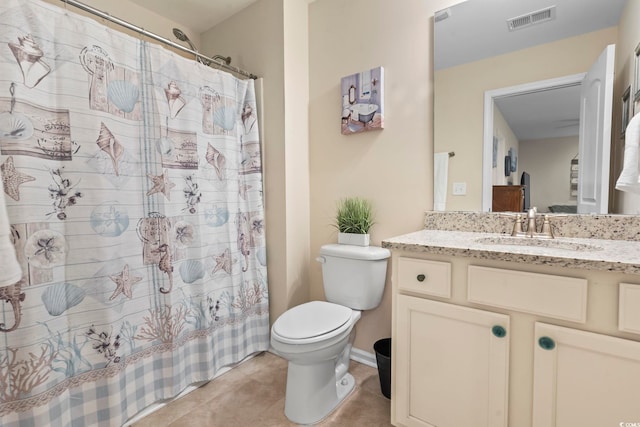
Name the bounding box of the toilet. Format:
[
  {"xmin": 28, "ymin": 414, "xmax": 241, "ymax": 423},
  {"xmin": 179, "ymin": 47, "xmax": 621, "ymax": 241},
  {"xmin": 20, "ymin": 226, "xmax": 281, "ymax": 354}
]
[{"xmin": 270, "ymin": 243, "xmax": 391, "ymax": 425}]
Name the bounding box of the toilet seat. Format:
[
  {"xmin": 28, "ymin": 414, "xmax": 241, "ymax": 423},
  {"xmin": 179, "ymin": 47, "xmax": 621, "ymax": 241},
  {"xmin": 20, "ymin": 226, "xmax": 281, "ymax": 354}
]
[{"xmin": 272, "ymin": 301, "xmax": 353, "ymax": 344}]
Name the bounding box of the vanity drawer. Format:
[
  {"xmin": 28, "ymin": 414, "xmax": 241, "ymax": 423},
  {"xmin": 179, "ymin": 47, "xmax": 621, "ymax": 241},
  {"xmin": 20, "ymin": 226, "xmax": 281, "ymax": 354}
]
[
  {"xmin": 397, "ymin": 257, "xmax": 451, "ymax": 298},
  {"xmin": 468, "ymin": 266, "xmax": 587, "ymax": 323},
  {"xmin": 619, "ymin": 283, "xmax": 640, "ymax": 334}
]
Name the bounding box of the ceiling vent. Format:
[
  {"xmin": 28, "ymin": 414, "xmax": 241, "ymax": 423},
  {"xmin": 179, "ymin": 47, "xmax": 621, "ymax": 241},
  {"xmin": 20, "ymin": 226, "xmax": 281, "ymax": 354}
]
[
  {"xmin": 507, "ymin": 5, "xmax": 556, "ymax": 31},
  {"xmin": 434, "ymin": 8, "xmax": 451, "ymax": 23}
]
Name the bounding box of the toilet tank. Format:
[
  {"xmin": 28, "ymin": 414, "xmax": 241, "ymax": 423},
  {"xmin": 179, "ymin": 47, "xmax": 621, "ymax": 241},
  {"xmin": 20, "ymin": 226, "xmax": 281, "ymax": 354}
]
[{"xmin": 318, "ymin": 244, "xmax": 391, "ymax": 310}]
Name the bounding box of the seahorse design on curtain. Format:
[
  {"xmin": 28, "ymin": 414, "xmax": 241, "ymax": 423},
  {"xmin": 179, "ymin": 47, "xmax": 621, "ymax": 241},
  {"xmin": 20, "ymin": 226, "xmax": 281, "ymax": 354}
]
[{"xmin": 0, "ymin": 280, "xmax": 25, "ymax": 332}]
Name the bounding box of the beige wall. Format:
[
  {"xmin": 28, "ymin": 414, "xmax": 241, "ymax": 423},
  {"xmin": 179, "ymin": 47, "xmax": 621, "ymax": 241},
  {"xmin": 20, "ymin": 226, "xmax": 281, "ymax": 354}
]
[
  {"xmin": 435, "ymin": 27, "xmax": 618, "ymax": 212},
  {"xmin": 282, "ymin": 0, "xmax": 311, "ymax": 322},
  {"xmin": 493, "ymin": 106, "xmax": 519, "ymax": 186},
  {"xmin": 519, "ymin": 136, "xmax": 579, "ymax": 212},
  {"xmin": 203, "ymin": 0, "xmax": 458, "ymax": 353},
  {"xmin": 308, "ymin": 0, "xmax": 458, "ymax": 352},
  {"xmin": 201, "ymin": 0, "xmax": 311, "ymax": 325},
  {"xmin": 614, "ymin": 0, "xmax": 640, "ymax": 214},
  {"xmin": 42, "ymin": 0, "xmax": 200, "ymax": 57}
]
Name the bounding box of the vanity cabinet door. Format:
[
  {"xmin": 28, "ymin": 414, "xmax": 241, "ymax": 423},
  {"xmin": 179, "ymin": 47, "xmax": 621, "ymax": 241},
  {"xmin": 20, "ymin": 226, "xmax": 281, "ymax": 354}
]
[
  {"xmin": 395, "ymin": 295, "xmax": 509, "ymax": 427},
  {"xmin": 533, "ymin": 323, "xmax": 640, "ymax": 427}
]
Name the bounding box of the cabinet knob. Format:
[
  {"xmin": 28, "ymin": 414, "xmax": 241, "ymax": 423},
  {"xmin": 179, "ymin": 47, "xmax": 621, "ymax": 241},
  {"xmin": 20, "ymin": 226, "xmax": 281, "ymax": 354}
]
[
  {"xmin": 538, "ymin": 336, "xmax": 556, "ymax": 350},
  {"xmin": 416, "ymin": 274, "xmax": 426, "ymax": 282},
  {"xmin": 491, "ymin": 325, "xmax": 507, "ymax": 338}
]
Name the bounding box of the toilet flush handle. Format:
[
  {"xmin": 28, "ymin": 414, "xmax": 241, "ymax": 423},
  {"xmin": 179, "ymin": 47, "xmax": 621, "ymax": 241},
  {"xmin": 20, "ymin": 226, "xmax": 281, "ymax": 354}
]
[{"xmin": 316, "ymin": 256, "xmax": 326, "ymax": 264}]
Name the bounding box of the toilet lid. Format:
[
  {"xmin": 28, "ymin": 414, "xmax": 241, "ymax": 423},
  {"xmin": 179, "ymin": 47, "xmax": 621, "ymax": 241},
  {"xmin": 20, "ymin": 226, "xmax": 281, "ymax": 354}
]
[{"xmin": 272, "ymin": 301, "xmax": 352, "ymax": 340}]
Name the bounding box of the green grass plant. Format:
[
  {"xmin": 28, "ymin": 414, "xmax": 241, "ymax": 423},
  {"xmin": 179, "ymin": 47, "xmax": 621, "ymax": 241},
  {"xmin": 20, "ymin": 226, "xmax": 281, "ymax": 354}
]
[{"xmin": 335, "ymin": 197, "xmax": 374, "ymax": 234}]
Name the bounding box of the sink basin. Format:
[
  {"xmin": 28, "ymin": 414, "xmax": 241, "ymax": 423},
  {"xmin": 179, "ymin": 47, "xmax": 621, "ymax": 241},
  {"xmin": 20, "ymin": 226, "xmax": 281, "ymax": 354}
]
[{"xmin": 474, "ymin": 236, "xmax": 604, "ymax": 252}]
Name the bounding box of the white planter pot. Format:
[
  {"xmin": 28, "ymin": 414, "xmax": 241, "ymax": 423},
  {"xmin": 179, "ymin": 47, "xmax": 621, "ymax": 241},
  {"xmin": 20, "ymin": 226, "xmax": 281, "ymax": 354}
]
[{"xmin": 338, "ymin": 232, "xmax": 370, "ymax": 246}]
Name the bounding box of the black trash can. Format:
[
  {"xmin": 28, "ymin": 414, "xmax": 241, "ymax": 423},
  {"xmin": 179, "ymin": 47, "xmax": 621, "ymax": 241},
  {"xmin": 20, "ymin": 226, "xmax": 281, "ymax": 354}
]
[{"xmin": 374, "ymin": 338, "xmax": 391, "ymax": 399}]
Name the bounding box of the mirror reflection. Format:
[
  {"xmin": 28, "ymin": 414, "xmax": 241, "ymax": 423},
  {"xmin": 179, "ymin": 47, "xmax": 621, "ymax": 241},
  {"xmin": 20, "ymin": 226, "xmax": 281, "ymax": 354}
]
[{"xmin": 433, "ymin": 0, "xmax": 628, "ymax": 213}]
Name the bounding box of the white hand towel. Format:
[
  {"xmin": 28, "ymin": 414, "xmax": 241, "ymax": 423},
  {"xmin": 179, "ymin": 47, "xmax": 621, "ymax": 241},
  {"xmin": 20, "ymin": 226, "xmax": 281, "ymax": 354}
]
[
  {"xmin": 433, "ymin": 152, "xmax": 449, "ymax": 211},
  {"xmin": 0, "ymin": 185, "xmax": 22, "ymax": 286},
  {"xmin": 616, "ymin": 113, "xmax": 640, "ymax": 194}
]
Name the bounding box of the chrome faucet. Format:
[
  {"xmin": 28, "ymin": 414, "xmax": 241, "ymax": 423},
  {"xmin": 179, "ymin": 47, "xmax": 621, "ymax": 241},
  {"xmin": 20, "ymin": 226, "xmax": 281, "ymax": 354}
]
[{"xmin": 509, "ymin": 207, "xmax": 555, "ymax": 239}]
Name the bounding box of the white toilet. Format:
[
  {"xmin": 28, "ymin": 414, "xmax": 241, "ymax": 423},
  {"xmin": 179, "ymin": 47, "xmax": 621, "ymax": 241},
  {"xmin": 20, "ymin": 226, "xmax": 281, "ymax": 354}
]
[{"xmin": 270, "ymin": 243, "xmax": 391, "ymax": 425}]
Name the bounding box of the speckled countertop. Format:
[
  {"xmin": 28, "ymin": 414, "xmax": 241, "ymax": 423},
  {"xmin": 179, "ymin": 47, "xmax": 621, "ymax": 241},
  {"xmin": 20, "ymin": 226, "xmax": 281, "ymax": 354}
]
[{"xmin": 381, "ymin": 212, "xmax": 640, "ymax": 275}]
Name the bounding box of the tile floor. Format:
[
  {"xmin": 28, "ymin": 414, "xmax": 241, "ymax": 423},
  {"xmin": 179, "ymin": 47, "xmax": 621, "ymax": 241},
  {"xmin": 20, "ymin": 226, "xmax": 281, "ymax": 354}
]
[{"xmin": 132, "ymin": 351, "xmax": 392, "ymax": 426}]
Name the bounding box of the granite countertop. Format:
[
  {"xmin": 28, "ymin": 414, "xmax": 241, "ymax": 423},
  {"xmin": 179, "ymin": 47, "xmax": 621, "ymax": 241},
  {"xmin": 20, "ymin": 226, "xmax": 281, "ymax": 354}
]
[{"xmin": 382, "ymin": 229, "xmax": 640, "ymax": 275}]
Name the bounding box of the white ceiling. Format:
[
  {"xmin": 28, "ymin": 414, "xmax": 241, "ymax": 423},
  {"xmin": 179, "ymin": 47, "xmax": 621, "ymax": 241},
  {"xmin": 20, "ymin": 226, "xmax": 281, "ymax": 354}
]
[
  {"xmin": 129, "ymin": 0, "xmax": 259, "ymax": 34},
  {"xmin": 435, "ymin": 0, "xmax": 627, "ymax": 71},
  {"xmin": 494, "ymin": 84, "xmax": 582, "ymax": 141},
  {"xmin": 435, "ymin": 0, "xmax": 627, "ymax": 140}
]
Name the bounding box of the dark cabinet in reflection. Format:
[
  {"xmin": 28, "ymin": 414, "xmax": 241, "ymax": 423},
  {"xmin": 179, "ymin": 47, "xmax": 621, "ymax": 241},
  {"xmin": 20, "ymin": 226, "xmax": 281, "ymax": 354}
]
[{"xmin": 492, "ymin": 185, "xmax": 524, "ymax": 212}]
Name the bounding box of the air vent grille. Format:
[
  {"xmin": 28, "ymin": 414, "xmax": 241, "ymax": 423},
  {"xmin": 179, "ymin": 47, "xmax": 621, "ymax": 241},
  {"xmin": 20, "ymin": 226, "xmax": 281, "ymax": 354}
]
[
  {"xmin": 531, "ymin": 8, "xmax": 552, "ymax": 23},
  {"xmin": 507, "ymin": 5, "xmax": 556, "ymax": 31}
]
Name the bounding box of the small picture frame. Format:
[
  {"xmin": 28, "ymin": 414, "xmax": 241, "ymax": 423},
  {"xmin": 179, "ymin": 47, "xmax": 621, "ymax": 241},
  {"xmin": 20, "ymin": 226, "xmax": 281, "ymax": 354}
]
[
  {"xmin": 570, "ymin": 158, "xmax": 579, "ymax": 198},
  {"xmin": 634, "ymin": 42, "xmax": 640, "ymax": 109},
  {"xmin": 504, "ymin": 156, "xmax": 511, "ymax": 177},
  {"xmin": 508, "ymin": 147, "xmax": 517, "ymax": 172},
  {"xmin": 622, "ymin": 85, "xmax": 631, "ymax": 138},
  {"xmin": 492, "ymin": 136, "xmax": 498, "ymax": 168}
]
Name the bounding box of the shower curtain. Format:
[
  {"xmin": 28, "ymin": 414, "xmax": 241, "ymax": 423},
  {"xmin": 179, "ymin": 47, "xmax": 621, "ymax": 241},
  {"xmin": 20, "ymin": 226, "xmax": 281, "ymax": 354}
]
[{"xmin": 0, "ymin": 1, "xmax": 269, "ymax": 425}]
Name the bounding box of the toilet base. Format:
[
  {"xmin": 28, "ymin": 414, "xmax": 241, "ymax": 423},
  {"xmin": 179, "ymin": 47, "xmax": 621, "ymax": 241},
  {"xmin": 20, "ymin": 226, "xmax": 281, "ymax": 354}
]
[{"xmin": 283, "ymin": 361, "xmax": 356, "ymax": 425}]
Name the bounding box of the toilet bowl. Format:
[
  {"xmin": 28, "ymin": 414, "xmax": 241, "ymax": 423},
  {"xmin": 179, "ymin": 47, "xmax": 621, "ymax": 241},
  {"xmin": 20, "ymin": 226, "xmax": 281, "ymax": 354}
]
[{"xmin": 270, "ymin": 244, "xmax": 390, "ymax": 425}]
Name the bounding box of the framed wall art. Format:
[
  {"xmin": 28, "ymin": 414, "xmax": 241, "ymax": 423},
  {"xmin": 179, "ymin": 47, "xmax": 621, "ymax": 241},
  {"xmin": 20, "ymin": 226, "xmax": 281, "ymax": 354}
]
[
  {"xmin": 622, "ymin": 85, "xmax": 630, "ymax": 137},
  {"xmin": 634, "ymin": 42, "xmax": 640, "ymax": 114},
  {"xmin": 341, "ymin": 66, "xmax": 384, "ymax": 135}
]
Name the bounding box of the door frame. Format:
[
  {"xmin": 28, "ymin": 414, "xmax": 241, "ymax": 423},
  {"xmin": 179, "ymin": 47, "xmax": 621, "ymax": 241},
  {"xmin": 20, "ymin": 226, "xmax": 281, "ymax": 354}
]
[{"xmin": 482, "ymin": 73, "xmax": 586, "ymax": 212}]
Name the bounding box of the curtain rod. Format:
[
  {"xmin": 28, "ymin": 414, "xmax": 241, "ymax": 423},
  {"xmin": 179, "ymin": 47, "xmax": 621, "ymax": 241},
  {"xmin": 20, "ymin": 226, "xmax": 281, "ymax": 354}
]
[{"xmin": 60, "ymin": 0, "xmax": 258, "ymax": 79}]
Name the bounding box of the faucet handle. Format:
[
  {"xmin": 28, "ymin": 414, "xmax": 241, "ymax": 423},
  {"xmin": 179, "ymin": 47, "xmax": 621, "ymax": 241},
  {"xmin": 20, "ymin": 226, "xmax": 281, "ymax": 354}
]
[
  {"xmin": 540, "ymin": 215, "xmax": 554, "ymax": 239},
  {"xmin": 510, "ymin": 213, "xmax": 524, "ymax": 236},
  {"xmin": 497, "ymin": 212, "xmax": 525, "ymax": 236}
]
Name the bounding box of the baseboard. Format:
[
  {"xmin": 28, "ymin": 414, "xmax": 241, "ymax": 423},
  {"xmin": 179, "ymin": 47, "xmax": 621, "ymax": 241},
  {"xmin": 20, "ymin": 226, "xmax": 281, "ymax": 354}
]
[{"xmin": 350, "ymin": 347, "xmax": 377, "ymax": 368}]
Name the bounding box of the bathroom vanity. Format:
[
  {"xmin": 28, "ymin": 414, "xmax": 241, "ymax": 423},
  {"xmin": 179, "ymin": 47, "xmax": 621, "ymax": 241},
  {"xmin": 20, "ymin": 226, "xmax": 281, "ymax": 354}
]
[{"xmin": 383, "ymin": 212, "xmax": 640, "ymax": 427}]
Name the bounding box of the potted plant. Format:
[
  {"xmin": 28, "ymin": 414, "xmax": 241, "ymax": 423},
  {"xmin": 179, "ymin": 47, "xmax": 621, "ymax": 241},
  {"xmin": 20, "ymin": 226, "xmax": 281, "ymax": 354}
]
[{"xmin": 334, "ymin": 197, "xmax": 374, "ymax": 246}]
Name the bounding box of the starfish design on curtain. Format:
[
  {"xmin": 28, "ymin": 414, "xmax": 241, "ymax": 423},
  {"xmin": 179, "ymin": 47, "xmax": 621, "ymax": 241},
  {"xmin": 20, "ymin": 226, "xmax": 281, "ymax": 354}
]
[
  {"xmin": 213, "ymin": 248, "xmax": 232, "ymax": 274},
  {"xmin": 146, "ymin": 169, "xmax": 175, "ymax": 200},
  {"xmin": 108, "ymin": 264, "xmax": 143, "ymax": 300},
  {"xmin": 1, "ymin": 156, "xmax": 35, "ymax": 201}
]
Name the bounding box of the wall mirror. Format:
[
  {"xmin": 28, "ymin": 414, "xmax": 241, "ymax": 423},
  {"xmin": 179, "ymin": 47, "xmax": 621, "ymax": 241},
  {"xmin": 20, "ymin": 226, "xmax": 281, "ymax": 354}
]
[{"xmin": 433, "ymin": 0, "xmax": 628, "ymax": 214}]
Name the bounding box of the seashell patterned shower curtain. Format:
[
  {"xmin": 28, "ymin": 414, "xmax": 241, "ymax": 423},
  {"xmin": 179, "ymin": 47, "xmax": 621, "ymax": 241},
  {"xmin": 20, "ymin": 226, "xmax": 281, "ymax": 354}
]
[{"xmin": 0, "ymin": 1, "xmax": 269, "ymax": 425}]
